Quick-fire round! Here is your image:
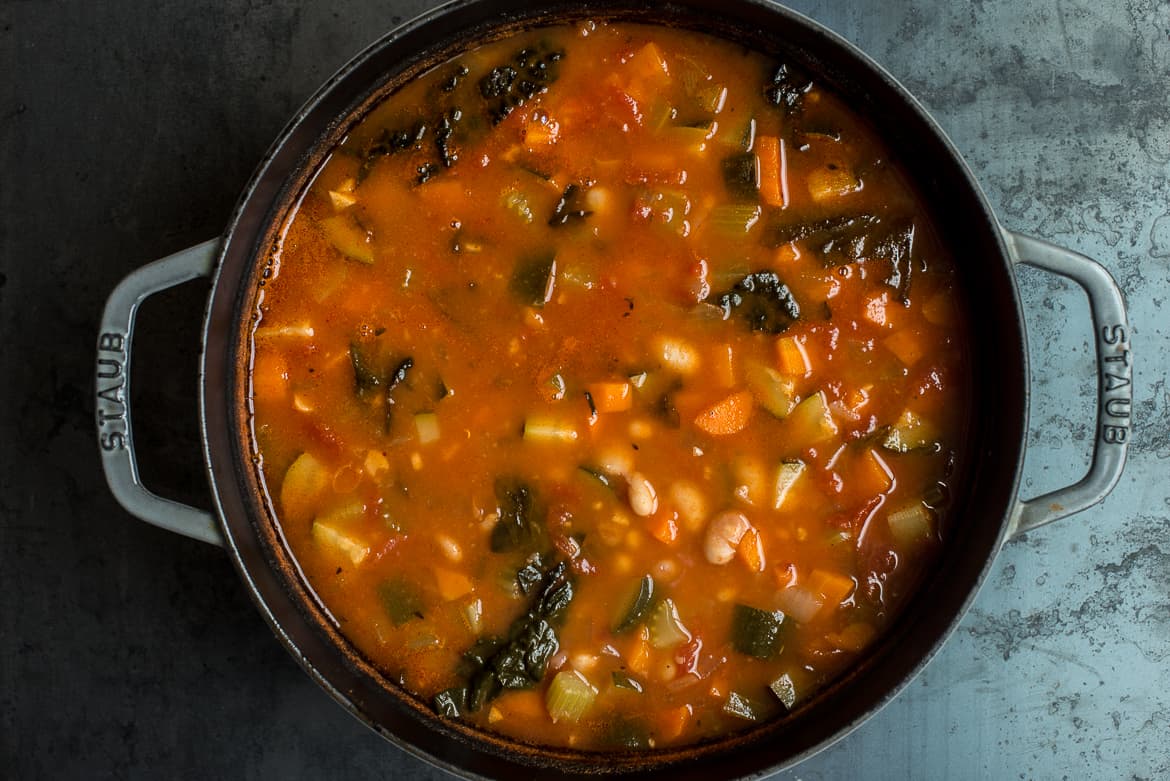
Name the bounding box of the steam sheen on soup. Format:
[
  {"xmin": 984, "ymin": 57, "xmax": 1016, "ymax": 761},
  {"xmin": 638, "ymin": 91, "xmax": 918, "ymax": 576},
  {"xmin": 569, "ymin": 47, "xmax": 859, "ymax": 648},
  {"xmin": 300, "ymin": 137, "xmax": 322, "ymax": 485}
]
[{"xmin": 248, "ymin": 20, "xmax": 966, "ymax": 750}]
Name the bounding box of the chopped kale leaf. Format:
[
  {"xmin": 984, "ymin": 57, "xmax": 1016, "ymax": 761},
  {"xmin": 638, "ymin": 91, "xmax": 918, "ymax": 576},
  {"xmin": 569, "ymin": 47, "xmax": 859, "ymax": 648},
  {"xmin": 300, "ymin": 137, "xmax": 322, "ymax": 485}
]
[{"xmin": 714, "ymin": 271, "xmax": 801, "ymax": 334}]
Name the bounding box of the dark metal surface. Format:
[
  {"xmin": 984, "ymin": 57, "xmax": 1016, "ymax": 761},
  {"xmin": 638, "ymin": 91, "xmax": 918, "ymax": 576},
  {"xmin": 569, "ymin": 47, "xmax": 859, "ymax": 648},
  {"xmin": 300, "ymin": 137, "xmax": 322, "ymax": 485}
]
[{"xmin": 2, "ymin": 0, "xmax": 1166, "ymax": 779}]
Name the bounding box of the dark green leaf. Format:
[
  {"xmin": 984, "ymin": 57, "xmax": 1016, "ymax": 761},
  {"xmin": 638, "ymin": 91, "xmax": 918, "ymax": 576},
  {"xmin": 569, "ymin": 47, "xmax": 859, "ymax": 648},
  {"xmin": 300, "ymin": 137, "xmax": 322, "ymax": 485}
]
[
  {"xmin": 722, "ymin": 152, "xmax": 759, "ymax": 201},
  {"xmin": 714, "ymin": 271, "xmax": 800, "ymax": 334},
  {"xmin": 490, "ymin": 478, "xmax": 544, "ymax": 553},
  {"xmin": 613, "ymin": 574, "xmax": 657, "ymax": 634},
  {"xmin": 433, "ymin": 687, "xmax": 468, "ymax": 717}
]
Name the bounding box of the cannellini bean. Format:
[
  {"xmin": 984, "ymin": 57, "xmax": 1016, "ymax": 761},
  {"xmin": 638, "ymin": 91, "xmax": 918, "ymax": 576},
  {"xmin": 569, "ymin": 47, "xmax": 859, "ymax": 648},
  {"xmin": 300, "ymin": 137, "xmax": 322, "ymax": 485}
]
[
  {"xmin": 594, "ymin": 445, "xmax": 634, "ymax": 477},
  {"xmin": 436, "ymin": 534, "xmax": 463, "ymax": 563},
  {"xmin": 656, "ymin": 335, "xmax": 700, "ymax": 374},
  {"xmin": 627, "ymin": 471, "xmax": 659, "ymax": 517},
  {"xmin": 704, "ymin": 510, "xmax": 752, "ymax": 565},
  {"xmin": 669, "ymin": 481, "xmax": 707, "ymax": 532}
]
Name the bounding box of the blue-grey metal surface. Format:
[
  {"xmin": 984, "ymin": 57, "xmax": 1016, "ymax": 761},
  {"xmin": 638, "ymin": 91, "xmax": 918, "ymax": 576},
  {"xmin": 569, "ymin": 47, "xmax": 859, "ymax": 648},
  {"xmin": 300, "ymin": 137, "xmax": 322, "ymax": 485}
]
[{"xmin": 1, "ymin": 0, "xmax": 1166, "ymax": 778}]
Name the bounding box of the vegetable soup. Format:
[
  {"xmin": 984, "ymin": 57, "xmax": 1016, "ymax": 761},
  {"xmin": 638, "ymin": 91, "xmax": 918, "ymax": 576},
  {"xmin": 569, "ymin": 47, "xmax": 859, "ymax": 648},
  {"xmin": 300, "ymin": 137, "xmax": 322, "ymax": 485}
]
[{"xmin": 248, "ymin": 20, "xmax": 966, "ymax": 750}]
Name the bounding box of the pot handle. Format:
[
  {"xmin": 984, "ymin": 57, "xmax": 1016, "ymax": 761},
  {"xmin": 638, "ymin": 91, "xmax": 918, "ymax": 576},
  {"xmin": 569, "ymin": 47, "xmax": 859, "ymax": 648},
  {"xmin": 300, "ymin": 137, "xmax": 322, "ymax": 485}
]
[
  {"xmin": 96, "ymin": 240, "xmax": 225, "ymax": 547},
  {"xmin": 1002, "ymin": 229, "xmax": 1131, "ymax": 538}
]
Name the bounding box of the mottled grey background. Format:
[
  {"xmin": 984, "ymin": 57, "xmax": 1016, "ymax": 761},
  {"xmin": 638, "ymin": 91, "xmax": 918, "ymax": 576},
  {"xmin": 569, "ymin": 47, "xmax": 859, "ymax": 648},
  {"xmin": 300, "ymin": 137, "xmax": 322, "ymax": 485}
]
[{"xmin": 1, "ymin": 0, "xmax": 1166, "ymax": 778}]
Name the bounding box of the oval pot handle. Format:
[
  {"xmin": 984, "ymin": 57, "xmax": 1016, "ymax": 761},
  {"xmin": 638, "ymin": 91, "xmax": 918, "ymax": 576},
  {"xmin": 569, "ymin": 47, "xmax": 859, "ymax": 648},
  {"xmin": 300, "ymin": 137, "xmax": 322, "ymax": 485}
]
[
  {"xmin": 96, "ymin": 240, "xmax": 225, "ymax": 547},
  {"xmin": 1002, "ymin": 229, "xmax": 1132, "ymax": 539}
]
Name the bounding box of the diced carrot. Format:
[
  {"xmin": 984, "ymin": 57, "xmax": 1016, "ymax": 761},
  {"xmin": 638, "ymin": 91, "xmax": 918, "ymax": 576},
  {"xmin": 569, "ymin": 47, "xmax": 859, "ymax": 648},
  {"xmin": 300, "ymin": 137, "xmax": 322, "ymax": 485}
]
[
  {"xmin": 693, "ymin": 390, "xmax": 754, "ymax": 436},
  {"xmin": 737, "ymin": 527, "xmax": 765, "ymax": 572},
  {"xmin": 854, "ymin": 448, "xmax": 894, "ymax": 496},
  {"xmin": 775, "ymin": 334, "xmax": 811, "ymax": 376},
  {"xmin": 251, "ymin": 352, "xmax": 289, "ymax": 403},
  {"xmin": 627, "ymin": 626, "xmax": 651, "ymax": 676},
  {"xmin": 648, "ymin": 510, "xmax": 680, "ymax": 545},
  {"xmin": 755, "ymin": 135, "xmax": 787, "ymax": 207},
  {"xmin": 658, "ymin": 704, "xmax": 693, "ymax": 742},
  {"xmin": 712, "ymin": 343, "xmax": 736, "ymax": 388},
  {"xmin": 807, "ymin": 568, "xmax": 855, "ymax": 607},
  {"xmin": 587, "ymin": 381, "xmax": 633, "ymax": 413},
  {"xmin": 524, "ymin": 114, "xmax": 560, "ymax": 145},
  {"xmin": 434, "ymin": 568, "xmax": 473, "ymax": 601},
  {"xmin": 884, "ymin": 327, "xmax": 927, "ymax": 366},
  {"xmin": 497, "ymin": 690, "xmax": 546, "ymax": 721}
]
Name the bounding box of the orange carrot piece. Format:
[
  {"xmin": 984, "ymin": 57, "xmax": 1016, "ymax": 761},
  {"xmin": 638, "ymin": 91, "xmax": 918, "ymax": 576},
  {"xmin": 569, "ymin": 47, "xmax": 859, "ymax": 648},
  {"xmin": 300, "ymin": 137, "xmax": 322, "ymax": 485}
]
[
  {"xmin": 627, "ymin": 627, "xmax": 651, "ymax": 676},
  {"xmin": 756, "ymin": 135, "xmax": 786, "ymax": 207},
  {"xmin": 251, "ymin": 352, "xmax": 289, "ymax": 403},
  {"xmin": 693, "ymin": 390, "xmax": 754, "ymax": 436},
  {"xmin": 658, "ymin": 704, "xmax": 693, "ymax": 741},
  {"xmin": 586, "ymin": 381, "xmax": 633, "ymax": 413},
  {"xmin": 434, "ymin": 569, "xmax": 474, "ymax": 601},
  {"xmin": 884, "ymin": 327, "xmax": 926, "ymax": 366},
  {"xmin": 737, "ymin": 527, "xmax": 765, "ymax": 572},
  {"xmin": 808, "ymin": 568, "xmax": 855, "ymax": 607},
  {"xmin": 648, "ymin": 510, "xmax": 680, "ymax": 545},
  {"xmin": 855, "ymin": 448, "xmax": 894, "ymax": 496},
  {"xmin": 775, "ymin": 335, "xmax": 811, "ymax": 376}
]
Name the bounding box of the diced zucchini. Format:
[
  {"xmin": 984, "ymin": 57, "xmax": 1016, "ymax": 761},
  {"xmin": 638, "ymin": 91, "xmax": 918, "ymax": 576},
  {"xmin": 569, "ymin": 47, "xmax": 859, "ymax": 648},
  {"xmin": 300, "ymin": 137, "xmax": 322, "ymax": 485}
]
[
  {"xmin": 772, "ymin": 459, "xmax": 806, "ymax": 510},
  {"xmin": 745, "ymin": 363, "xmax": 797, "ymax": 418},
  {"xmin": 613, "ymin": 574, "xmax": 657, "ymax": 633},
  {"xmin": 510, "ymin": 251, "xmax": 557, "ymax": 307},
  {"xmin": 647, "ymin": 598, "xmax": 691, "ymax": 649},
  {"xmin": 414, "ymin": 412, "xmax": 440, "ymax": 444},
  {"xmin": 311, "ymin": 519, "xmax": 370, "ymax": 566},
  {"xmin": 666, "ymin": 123, "xmax": 715, "ymax": 153},
  {"xmin": 730, "ymin": 604, "xmax": 787, "ymax": 659},
  {"xmin": 376, "ymin": 579, "xmax": 424, "ymax": 625},
  {"xmin": 887, "ymin": 501, "xmax": 935, "ymax": 545},
  {"xmin": 786, "ymin": 391, "xmax": 838, "ymax": 445},
  {"xmin": 723, "ymin": 691, "xmax": 771, "ymax": 722},
  {"xmin": 523, "ymin": 415, "xmax": 579, "ymax": 443},
  {"xmin": 319, "ymin": 213, "xmax": 374, "ymax": 264},
  {"xmin": 611, "ymin": 671, "xmax": 644, "ymax": 692},
  {"xmin": 546, "ymin": 669, "xmax": 598, "ymax": 723},
  {"xmin": 722, "ymin": 152, "xmax": 760, "ymax": 201},
  {"xmin": 694, "ymin": 83, "xmax": 728, "ymax": 114},
  {"xmin": 768, "ymin": 672, "xmax": 800, "ymax": 711},
  {"xmin": 882, "ymin": 409, "xmax": 941, "ymax": 452}
]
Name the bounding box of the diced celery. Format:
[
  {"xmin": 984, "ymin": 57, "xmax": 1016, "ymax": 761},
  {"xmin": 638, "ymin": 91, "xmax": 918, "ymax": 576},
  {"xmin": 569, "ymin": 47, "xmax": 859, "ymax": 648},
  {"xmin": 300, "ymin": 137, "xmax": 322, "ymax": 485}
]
[
  {"xmin": 808, "ymin": 165, "xmax": 860, "ymax": 202},
  {"xmin": 319, "ymin": 213, "xmax": 374, "ymax": 264},
  {"xmin": 311, "ymin": 520, "xmax": 369, "ymax": 565},
  {"xmin": 745, "ymin": 363, "xmax": 797, "ymax": 418},
  {"xmin": 882, "ymin": 409, "xmax": 941, "ymax": 452},
  {"xmin": 704, "ymin": 204, "xmax": 762, "ymax": 235},
  {"xmin": 377, "ymin": 578, "xmax": 424, "ymax": 626},
  {"xmin": 772, "ymin": 459, "xmax": 806, "ymax": 510},
  {"xmin": 502, "ymin": 187, "xmax": 535, "ymax": 223},
  {"xmin": 667, "ymin": 123, "xmax": 716, "ymax": 153},
  {"xmin": 694, "ymin": 83, "xmax": 728, "ymax": 114},
  {"xmin": 546, "ymin": 669, "xmax": 597, "ymax": 723},
  {"xmin": 887, "ymin": 502, "xmax": 935, "ymax": 545},
  {"xmin": 645, "ymin": 98, "xmax": 676, "ymax": 133},
  {"xmin": 523, "ymin": 415, "xmax": 579, "ymax": 443},
  {"xmin": 647, "ymin": 598, "xmax": 691, "ymax": 649},
  {"xmin": 414, "ymin": 412, "xmax": 440, "ymax": 444}
]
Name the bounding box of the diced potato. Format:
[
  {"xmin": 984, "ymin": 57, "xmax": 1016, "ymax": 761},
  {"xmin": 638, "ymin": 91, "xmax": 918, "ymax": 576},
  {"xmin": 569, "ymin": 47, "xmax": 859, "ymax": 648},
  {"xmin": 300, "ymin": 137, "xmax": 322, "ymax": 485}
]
[
  {"xmin": 280, "ymin": 452, "xmax": 330, "ymax": 525},
  {"xmin": 887, "ymin": 502, "xmax": 935, "ymax": 545},
  {"xmin": 319, "ymin": 213, "xmax": 374, "ymax": 264},
  {"xmin": 884, "ymin": 327, "xmax": 927, "ymax": 366},
  {"xmin": 328, "ymin": 189, "xmax": 358, "ymax": 210},
  {"xmin": 808, "ymin": 165, "xmax": 860, "ymax": 202},
  {"xmin": 656, "ymin": 336, "xmax": 700, "ymax": 374},
  {"xmin": 414, "ymin": 412, "xmax": 441, "ymax": 444},
  {"xmin": 772, "ymin": 459, "xmax": 806, "ymax": 510},
  {"xmin": 311, "ymin": 520, "xmax": 369, "ymax": 566},
  {"xmin": 785, "ymin": 391, "xmax": 838, "ymax": 446}
]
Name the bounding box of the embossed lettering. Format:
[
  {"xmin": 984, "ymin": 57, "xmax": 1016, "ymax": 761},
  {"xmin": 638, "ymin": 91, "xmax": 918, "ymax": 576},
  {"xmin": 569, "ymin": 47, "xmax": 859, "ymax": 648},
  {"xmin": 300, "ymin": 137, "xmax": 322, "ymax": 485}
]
[
  {"xmin": 1101, "ymin": 324, "xmax": 1128, "ymax": 345},
  {"xmin": 96, "ymin": 406, "xmax": 124, "ymax": 426},
  {"xmin": 97, "ymin": 382, "xmax": 125, "ymax": 406},
  {"xmin": 96, "ymin": 357, "xmax": 122, "ymax": 380},
  {"xmin": 1103, "ymin": 424, "xmax": 1128, "ymax": 444},
  {"xmin": 100, "ymin": 431, "xmax": 126, "ymax": 451},
  {"xmin": 1103, "ymin": 350, "xmax": 1131, "ymax": 366},
  {"xmin": 1104, "ymin": 373, "xmax": 1131, "ymax": 392},
  {"xmin": 1105, "ymin": 398, "xmax": 1131, "ymax": 419},
  {"xmin": 99, "ymin": 332, "xmax": 125, "ymax": 353}
]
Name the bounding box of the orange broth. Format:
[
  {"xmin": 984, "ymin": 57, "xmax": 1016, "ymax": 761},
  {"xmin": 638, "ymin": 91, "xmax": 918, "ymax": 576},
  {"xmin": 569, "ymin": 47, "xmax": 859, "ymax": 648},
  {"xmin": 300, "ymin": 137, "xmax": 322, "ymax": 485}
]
[{"xmin": 248, "ymin": 21, "xmax": 966, "ymax": 750}]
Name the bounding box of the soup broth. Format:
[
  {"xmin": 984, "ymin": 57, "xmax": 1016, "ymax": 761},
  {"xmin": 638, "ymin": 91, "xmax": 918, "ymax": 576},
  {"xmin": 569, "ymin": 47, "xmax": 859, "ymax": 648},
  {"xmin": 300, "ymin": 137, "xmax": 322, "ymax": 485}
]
[{"xmin": 248, "ymin": 20, "xmax": 966, "ymax": 750}]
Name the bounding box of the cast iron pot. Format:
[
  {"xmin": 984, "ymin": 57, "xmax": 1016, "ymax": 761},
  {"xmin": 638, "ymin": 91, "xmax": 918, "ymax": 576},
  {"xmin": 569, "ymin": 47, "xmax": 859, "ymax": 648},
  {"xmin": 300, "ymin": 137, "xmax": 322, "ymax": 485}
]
[{"xmin": 94, "ymin": 0, "xmax": 1133, "ymax": 777}]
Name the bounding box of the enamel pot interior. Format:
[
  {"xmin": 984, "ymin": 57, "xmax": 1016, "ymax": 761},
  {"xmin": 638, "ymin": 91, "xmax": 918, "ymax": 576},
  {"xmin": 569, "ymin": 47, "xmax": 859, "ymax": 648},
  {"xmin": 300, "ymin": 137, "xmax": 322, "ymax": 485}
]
[{"xmin": 200, "ymin": 0, "xmax": 1028, "ymax": 777}]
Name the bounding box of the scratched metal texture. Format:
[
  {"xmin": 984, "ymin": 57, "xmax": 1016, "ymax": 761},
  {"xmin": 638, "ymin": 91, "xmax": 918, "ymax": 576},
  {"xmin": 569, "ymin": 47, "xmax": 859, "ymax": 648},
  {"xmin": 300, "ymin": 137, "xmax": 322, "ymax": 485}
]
[{"xmin": 0, "ymin": 0, "xmax": 1165, "ymax": 779}]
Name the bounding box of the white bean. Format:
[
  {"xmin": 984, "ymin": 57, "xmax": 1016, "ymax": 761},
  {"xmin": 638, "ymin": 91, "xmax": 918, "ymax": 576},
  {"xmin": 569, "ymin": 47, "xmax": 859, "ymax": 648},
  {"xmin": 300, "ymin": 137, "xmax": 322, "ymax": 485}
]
[
  {"xmin": 703, "ymin": 510, "xmax": 751, "ymax": 565},
  {"xmin": 669, "ymin": 481, "xmax": 707, "ymax": 532},
  {"xmin": 627, "ymin": 472, "xmax": 659, "ymax": 517}
]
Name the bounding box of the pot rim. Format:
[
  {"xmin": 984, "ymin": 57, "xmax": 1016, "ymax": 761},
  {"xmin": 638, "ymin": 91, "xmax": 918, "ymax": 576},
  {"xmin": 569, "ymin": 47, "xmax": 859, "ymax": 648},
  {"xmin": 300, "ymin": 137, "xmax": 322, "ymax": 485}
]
[{"xmin": 198, "ymin": 0, "xmax": 1027, "ymax": 777}]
